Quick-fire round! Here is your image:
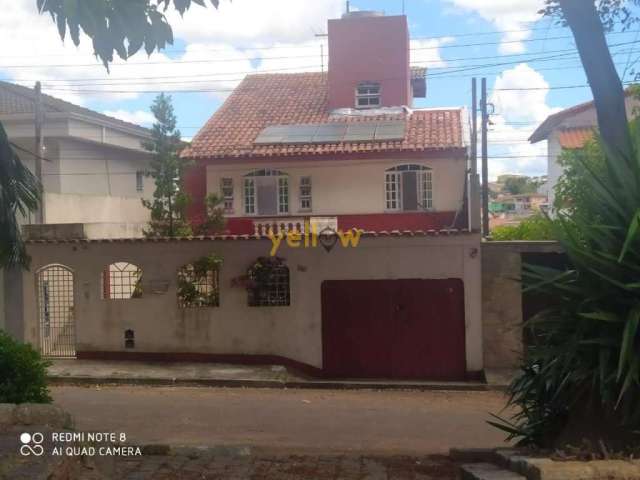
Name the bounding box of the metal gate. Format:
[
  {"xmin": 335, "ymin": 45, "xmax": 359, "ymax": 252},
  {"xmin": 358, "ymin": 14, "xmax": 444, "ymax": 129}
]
[
  {"xmin": 36, "ymin": 264, "xmax": 76, "ymax": 357},
  {"xmin": 322, "ymin": 279, "xmax": 466, "ymax": 380}
]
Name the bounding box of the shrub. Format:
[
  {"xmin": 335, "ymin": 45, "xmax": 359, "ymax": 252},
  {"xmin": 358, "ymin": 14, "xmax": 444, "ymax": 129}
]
[
  {"xmin": 0, "ymin": 330, "xmax": 51, "ymax": 404},
  {"xmin": 490, "ymin": 118, "xmax": 640, "ymax": 450},
  {"xmin": 491, "ymin": 213, "xmax": 556, "ymax": 241}
]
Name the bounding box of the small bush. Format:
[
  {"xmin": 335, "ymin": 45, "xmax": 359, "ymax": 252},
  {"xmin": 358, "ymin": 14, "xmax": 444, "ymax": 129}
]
[
  {"xmin": 0, "ymin": 330, "xmax": 51, "ymax": 404},
  {"xmin": 491, "ymin": 213, "xmax": 556, "ymax": 241}
]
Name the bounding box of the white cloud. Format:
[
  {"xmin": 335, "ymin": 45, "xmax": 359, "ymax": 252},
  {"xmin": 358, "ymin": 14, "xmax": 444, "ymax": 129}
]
[
  {"xmin": 167, "ymin": 0, "xmax": 344, "ymax": 45},
  {"xmin": 442, "ymin": 0, "xmax": 546, "ymax": 53},
  {"xmin": 485, "ymin": 63, "xmax": 561, "ymax": 180},
  {"xmin": 411, "ymin": 37, "xmax": 454, "ymax": 69},
  {"xmin": 102, "ymin": 109, "xmax": 156, "ymax": 126},
  {"xmin": 0, "ymin": 0, "xmax": 354, "ymax": 105}
]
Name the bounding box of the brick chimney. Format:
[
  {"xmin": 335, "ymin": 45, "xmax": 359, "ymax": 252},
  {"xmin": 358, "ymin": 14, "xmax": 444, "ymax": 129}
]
[{"xmin": 327, "ymin": 12, "xmax": 411, "ymax": 110}]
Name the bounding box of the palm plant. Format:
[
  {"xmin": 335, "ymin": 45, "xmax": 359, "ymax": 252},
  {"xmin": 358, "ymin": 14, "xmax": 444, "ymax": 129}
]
[
  {"xmin": 0, "ymin": 123, "xmax": 40, "ymax": 267},
  {"xmin": 490, "ymin": 118, "xmax": 640, "ymax": 449}
]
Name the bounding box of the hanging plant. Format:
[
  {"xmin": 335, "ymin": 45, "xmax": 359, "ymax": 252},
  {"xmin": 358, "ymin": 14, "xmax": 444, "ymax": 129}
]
[{"xmin": 177, "ymin": 254, "xmax": 223, "ymax": 308}]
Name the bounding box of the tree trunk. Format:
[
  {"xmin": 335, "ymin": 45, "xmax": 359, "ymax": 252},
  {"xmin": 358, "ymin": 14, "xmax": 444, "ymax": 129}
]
[{"xmin": 559, "ymin": 0, "xmax": 633, "ymax": 160}]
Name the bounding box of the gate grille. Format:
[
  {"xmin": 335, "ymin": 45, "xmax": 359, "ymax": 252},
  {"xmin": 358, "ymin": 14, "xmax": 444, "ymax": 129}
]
[{"xmin": 37, "ymin": 265, "xmax": 75, "ymax": 358}]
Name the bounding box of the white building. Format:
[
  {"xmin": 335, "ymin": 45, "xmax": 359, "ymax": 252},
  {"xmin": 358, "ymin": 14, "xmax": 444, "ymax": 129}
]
[
  {"xmin": 0, "ymin": 81, "xmax": 153, "ymax": 236},
  {"xmin": 530, "ymin": 91, "xmax": 640, "ymax": 208}
]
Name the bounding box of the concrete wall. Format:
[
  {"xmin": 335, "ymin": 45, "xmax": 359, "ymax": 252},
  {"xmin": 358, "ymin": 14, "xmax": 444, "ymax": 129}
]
[
  {"xmin": 206, "ymin": 157, "xmax": 467, "ymax": 217},
  {"xmin": 44, "ymin": 193, "xmax": 149, "ymax": 226},
  {"xmin": 481, "ymin": 241, "xmax": 563, "ymax": 369},
  {"xmin": 18, "ymin": 234, "xmax": 483, "ymax": 373}
]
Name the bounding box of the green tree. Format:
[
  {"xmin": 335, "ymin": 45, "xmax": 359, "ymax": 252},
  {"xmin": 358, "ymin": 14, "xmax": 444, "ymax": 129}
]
[
  {"xmin": 142, "ymin": 93, "xmax": 192, "ymax": 237},
  {"xmin": 0, "ymin": 1, "xmax": 224, "ymax": 267},
  {"xmin": 503, "ymin": 176, "xmax": 542, "ymax": 195},
  {"xmin": 37, "ymin": 0, "xmax": 220, "ymax": 68},
  {"xmin": 0, "ymin": 124, "xmax": 40, "ymax": 267},
  {"xmin": 491, "ymin": 1, "xmax": 640, "ymax": 449}
]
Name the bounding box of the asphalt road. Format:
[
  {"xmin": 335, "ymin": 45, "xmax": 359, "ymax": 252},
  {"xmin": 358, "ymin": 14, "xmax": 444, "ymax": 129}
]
[{"xmin": 51, "ymin": 386, "xmax": 512, "ymax": 455}]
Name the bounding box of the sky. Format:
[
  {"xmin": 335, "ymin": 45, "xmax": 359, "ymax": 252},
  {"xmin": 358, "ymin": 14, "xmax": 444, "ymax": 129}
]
[{"xmin": 2, "ymin": 0, "xmax": 640, "ymax": 180}]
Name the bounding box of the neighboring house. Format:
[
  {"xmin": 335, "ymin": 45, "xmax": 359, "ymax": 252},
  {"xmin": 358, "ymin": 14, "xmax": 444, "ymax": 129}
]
[
  {"xmin": 530, "ymin": 89, "xmax": 640, "ymax": 208},
  {"xmin": 0, "ymin": 81, "xmax": 153, "ymax": 234},
  {"xmin": 182, "ymin": 11, "xmax": 472, "ymax": 235}
]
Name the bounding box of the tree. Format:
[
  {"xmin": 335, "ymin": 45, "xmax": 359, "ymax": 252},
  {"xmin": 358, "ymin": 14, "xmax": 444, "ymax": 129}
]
[
  {"xmin": 37, "ymin": 0, "xmax": 220, "ymax": 68},
  {"xmin": 0, "ymin": 1, "xmax": 223, "ymax": 267},
  {"xmin": 503, "ymin": 176, "xmax": 542, "ymax": 196},
  {"xmin": 0, "ymin": 124, "xmax": 40, "ymax": 267},
  {"xmin": 542, "ymin": 0, "xmax": 640, "ymax": 161},
  {"xmin": 142, "ymin": 93, "xmax": 192, "ymax": 237},
  {"xmin": 491, "ymin": 1, "xmax": 640, "ymax": 449}
]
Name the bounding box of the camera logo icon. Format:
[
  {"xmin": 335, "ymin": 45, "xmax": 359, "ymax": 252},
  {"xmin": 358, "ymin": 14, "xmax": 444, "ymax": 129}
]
[{"xmin": 20, "ymin": 432, "xmax": 44, "ymax": 456}]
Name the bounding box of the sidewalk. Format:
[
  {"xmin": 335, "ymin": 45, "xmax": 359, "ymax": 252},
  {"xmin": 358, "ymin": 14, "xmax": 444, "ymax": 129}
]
[{"xmin": 48, "ymin": 360, "xmax": 512, "ymax": 390}]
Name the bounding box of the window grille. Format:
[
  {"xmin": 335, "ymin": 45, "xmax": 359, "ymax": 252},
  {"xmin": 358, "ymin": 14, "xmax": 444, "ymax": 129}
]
[
  {"xmin": 248, "ymin": 263, "xmax": 290, "ymax": 307},
  {"xmin": 244, "ymin": 178, "xmax": 256, "ymax": 214},
  {"xmin": 221, "ymin": 178, "xmax": 234, "ymax": 212},
  {"xmin": 385, "ymin": 172, "xmax": 401, "ymax": 210},
  {"xmin": 299, "ymin": 176, "xmax": 312, "ymax": 211},
  {"xmin": 278, "ymin": 177, "xmax": 289, "ymax": 214},
  {"xmin": 356, "ymin": 82, "xmax": 381, "ymax": 109},
  {"xmin": 177, "ymin": 263, "xmax": 220, "ymax": 308},
  {"xmin": 136, "ymin": 171, "xmax": 144, "ymax": 193},
  {"xmin": 102, "ymin": 262, "xmax": 142, "ymax": 299}
]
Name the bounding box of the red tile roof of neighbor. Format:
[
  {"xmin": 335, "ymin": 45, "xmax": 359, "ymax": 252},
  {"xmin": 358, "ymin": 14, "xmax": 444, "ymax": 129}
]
[
  {"xmin": 182, "ymin": 72, "xmax": 465, "ymax": 160},
  {"xmin": 557, "ymin": 127, "xmax": 595, "ymax": 149}
]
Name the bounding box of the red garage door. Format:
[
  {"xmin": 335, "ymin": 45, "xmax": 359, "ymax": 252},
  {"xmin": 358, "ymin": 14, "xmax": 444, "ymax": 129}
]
[{"xmin": 321, "ymin": 279, "xmax": 466, "ymax": 380}]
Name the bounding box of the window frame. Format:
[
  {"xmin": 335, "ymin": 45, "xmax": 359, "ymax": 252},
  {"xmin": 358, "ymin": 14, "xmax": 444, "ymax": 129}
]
[
  {"xmin": 247, "ymin": 263, "xmax": 290, "ymax": 307},
  {"xmin": 299, "ymin": 176, "xmax": 312, "ymax": 212},
  {"xmin": 221, "ymin": 177, "xmax": 234, "ymax": 213},
  {"xmin": 355, "ymin": 81, "xmax": 381, "ymax": 109},
  {"xmin": 135, "ymin": 171, "xmax": 144, "ymax": 193},
  {"xmin": 243, "ymin": 169, "xmax": 290, "ymax": 216},
  {"xmin": 102, "ymin": 262, "xmax": 143, "ymax": 300},
  {"xmin": 385, "ymin": 165, "xmax": 434, "ymax": 212}
]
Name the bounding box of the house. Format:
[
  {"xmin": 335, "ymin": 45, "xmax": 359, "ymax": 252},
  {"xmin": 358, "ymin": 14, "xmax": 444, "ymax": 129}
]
[
  {"xmin": 530, "ymin": 89, "xmax": 640, "ymax": 208},
  {"xmin": 182, "ymin": 11, "xmax": 472, "ymax": 235},
  {"xmin": 0, "ymin": 81, "xmax": 153, "ymax": 235}
]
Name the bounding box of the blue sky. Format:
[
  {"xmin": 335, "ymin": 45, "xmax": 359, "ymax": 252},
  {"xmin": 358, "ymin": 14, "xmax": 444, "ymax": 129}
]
[{"xmin": 3, "ymin": 0, "xmax": 640, "ymax": 179}]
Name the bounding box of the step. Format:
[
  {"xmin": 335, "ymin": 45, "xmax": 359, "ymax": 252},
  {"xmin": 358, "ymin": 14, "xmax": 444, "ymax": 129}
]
[{"xmin": 460, "ymin": 463, "xmax": 527, "ymax": 480}]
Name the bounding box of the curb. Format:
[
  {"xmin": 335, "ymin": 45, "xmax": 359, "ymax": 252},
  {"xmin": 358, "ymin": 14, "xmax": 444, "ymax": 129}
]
[{"xmin": 48, "ymin": 375, "xmax": 505, "ymax": 392}]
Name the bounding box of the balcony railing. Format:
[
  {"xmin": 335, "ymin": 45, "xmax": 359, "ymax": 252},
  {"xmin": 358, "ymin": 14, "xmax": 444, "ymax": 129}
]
[{"xmin": 253, "ymin": 217, "xmax": 338, "ymax": 236}]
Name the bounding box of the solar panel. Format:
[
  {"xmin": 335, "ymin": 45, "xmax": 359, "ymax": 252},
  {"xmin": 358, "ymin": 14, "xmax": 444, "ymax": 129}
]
[
  {"xmin": 344, "ymin": 123, "xmax": 376, "ymax": 141},
  {"xmin": 283, "ymin": 125, "xmax": 317, "ymax": 143},
  {"xmin": 313, "ymin": 124, "xmax": 347, "ymax": 143},
  {"xmin": 254, "ymin": 125, "xmax": 290, "ymax": 144},
  {"xmin": 253, "ymin": 121, "xmax": 406, "ymax": 145},
  {"xmin": 375, "ymin": 121, "xmax": 406, "ymax": 141}
]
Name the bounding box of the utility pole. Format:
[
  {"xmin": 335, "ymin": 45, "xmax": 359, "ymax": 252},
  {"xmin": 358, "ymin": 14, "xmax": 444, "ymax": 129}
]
[
  {"xmin": 34, "ymin": 81, "xmax": 44, "ymax": 224},
  {"xmin": 481, "ymin": 78, "xmax": 489, "ymax": 237},
  {"xmin": 469, "ymin": 78, "xmax": 480, "ymax": 231}
]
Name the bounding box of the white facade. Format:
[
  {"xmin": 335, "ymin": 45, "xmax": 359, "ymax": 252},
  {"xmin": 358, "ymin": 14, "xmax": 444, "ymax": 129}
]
[
  {"xmin": 2, "ymin": 107, "xmax": 153, "ymax": 231},
  {"xmin": 539, "ymin": 95, "xmax": 640, "ymax": 208},
  {"xmin": 206, "ymin": 157, "xmax": 468, "ymax": 218}
]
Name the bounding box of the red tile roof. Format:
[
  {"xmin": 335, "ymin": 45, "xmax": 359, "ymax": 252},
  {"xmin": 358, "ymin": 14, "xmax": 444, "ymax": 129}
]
[
  {"xmin": 182, "ymin": 72, "xmax": 465, "ymax": 160},
  {"xmin": 557, "ymin": 127, "xmax": 594, "ymax": 149},
  {"xmin": 529, "ymin": 87, "xmax": 635, "ymax": 143}
]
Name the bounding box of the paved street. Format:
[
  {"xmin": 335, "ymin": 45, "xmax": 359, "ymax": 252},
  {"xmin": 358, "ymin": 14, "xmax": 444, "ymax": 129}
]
[
  {"xmin": 113, "ymin": 453, "xmax": 457, "ymax": 480},
  {"xmin": 51, "ymin": 386, "xmax": 511, "ymax": 455}
]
